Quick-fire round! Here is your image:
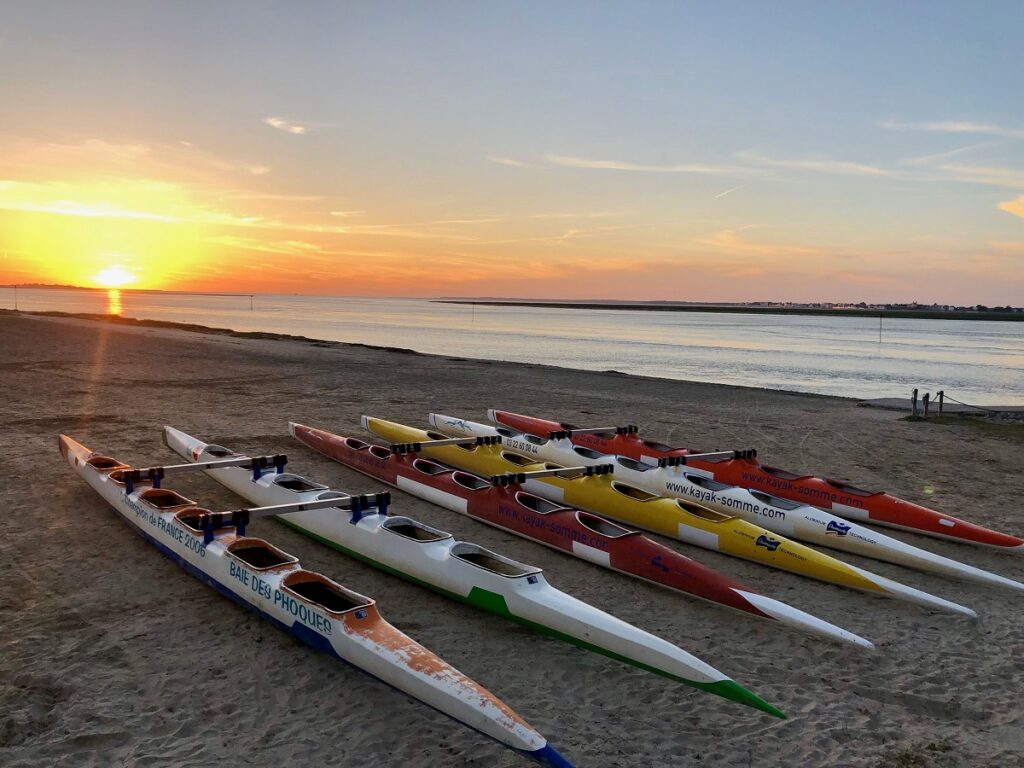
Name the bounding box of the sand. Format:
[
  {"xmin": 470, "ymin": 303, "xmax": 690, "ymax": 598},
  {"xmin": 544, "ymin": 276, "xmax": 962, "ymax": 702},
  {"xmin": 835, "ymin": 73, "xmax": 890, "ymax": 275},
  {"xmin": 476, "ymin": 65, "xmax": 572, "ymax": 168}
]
[{"xmin": 1, "ymin": 311, "xmax": 1021, "ymax": 768}]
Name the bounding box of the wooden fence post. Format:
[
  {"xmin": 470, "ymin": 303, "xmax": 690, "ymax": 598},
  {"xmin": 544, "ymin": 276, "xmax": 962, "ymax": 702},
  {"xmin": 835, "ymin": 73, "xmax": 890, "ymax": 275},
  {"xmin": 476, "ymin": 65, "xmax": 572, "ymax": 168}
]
[
  {"xmin": 911, "ymin": 388, "xmax": 919, "ymax": 417},
  {"xmin": 937, "ymin": 390, "xmax": 944, "ymax": 416},
  {"xmin": 923, "ymin": 392, "xmax": 931, "ymax": 418}
]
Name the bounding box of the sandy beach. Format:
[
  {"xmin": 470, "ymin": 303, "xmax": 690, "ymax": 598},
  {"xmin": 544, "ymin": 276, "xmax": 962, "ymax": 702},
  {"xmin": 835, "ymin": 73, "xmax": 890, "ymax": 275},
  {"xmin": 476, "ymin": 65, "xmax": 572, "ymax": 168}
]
[{"xmin": 2, "ymin": 310, "xmax": 1022, "ymax": 768}]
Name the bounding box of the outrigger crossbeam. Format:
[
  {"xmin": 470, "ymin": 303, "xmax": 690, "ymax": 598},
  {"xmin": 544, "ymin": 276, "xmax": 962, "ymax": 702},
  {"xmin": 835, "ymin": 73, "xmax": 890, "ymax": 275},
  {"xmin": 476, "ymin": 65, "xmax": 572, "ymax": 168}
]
[
  {"xmin": 391, "ymin": 436, "xmax": 501, "ymax": 455},
  {"xmin": 123, "ymin": 454, "xmax": 288, "ymax": 493},
  {"xmin": 656, "ymin": 449, "xmax": 757, "ymax": 467},
  {"xmin": 198, "ymin": 492, "xmax": 392, "ymax": 543},
  {"xmin": 489, "ymin": 464, "xmax": 614, "ymax": 487},
  {"xmin": 548, "ymin": 425, "xmax": 638, "ymax": 439}
]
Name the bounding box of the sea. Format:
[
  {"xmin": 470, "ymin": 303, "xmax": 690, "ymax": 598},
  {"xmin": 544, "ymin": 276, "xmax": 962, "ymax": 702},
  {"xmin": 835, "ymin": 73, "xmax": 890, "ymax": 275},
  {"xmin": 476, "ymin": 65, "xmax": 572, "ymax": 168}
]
[{"xmin": 3, "ymin": 287, "xmax": 1022, "ymax": 405}]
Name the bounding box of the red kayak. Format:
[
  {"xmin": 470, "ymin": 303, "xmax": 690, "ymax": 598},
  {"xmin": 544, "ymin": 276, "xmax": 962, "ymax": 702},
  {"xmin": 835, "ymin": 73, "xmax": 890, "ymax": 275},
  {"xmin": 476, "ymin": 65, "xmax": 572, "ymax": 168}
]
[
  {"xmin": 489, "ymin": 409, "xmax": 1024, "ymax": 552},
  {"xmin": 290, "ymin": 421, "xmax": 874, "ymax": 647}
]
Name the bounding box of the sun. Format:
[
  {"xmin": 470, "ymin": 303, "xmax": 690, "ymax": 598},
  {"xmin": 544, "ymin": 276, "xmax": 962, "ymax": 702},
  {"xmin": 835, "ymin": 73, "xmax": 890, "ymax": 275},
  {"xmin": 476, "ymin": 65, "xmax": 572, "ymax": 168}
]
[{"xmin": 92, "ymin": 263, "xmax": 138, "ymax": 288}]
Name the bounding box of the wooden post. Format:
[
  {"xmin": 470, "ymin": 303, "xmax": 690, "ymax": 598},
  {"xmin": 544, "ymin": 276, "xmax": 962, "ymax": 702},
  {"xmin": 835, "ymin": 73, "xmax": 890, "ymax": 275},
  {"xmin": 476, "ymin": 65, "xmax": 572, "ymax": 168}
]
[
  {"xmin": 923, "ymin": 392, "xmax": 931, "ymax": 418},
  {"xmin": 911, "ymin": 388, "xmax": 919, "ymax": 417},
  {"xmin": 938, "ymin": 390, "xmax": 944, "ymax": 416}
]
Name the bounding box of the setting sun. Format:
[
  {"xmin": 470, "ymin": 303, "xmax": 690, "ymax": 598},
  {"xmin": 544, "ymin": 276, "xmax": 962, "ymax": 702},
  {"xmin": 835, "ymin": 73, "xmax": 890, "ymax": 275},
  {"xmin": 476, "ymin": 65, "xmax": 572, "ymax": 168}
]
[{"xmin": 92, "ymin": 263, "xmax": 138, "ymax": 288}]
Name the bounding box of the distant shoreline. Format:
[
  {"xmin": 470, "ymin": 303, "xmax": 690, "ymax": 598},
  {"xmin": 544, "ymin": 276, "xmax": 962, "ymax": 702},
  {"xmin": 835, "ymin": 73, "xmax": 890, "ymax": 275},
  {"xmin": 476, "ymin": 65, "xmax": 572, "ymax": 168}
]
[{"xmin": 436, "ymin": 300, "xmax": 1024, "ymax": 322}]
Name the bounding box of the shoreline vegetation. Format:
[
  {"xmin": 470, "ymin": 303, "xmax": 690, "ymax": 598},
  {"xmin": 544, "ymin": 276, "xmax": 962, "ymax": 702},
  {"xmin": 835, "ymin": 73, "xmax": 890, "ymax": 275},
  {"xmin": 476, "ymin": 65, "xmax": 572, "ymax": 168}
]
[{"xmin": 437, "ymin": 299, "xmax": 1024, "ymax": 322}]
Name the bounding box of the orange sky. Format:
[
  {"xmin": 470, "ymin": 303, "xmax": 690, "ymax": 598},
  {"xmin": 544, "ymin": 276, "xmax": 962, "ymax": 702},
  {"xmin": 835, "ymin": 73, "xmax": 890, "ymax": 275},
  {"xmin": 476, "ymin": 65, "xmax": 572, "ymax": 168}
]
[{"xmin": 2, "ymin": 4, "xmax": 1023, "ymax": 303}]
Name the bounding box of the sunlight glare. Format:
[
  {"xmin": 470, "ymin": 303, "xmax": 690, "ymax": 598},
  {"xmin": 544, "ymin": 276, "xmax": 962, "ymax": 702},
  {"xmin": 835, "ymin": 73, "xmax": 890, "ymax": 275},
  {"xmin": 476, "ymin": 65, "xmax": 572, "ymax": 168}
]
[{"xmin": 92, "ymin": 264, "xmax": 138, "ymax": 288}]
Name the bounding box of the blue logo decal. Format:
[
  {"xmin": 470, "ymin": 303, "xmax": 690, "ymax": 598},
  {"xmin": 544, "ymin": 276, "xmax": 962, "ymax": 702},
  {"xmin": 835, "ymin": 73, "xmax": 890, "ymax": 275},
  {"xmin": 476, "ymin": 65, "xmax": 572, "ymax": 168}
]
[
  {"xmin": 650, "ymin": 555, "xmax": 670, "ymax": 572},
  {"xmin": 826, "ymin": 520, "xmax": 851, "ymax": 536},
  {"xmin": 755, "ymin": 535, "xmax": 781, "ymax": 551}
]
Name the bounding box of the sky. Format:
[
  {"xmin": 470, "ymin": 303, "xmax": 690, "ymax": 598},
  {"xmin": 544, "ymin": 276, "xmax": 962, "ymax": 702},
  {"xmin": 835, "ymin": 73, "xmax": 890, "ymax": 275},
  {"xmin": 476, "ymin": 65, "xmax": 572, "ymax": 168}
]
[{"xmin": 1, "ymin": 1, "xmax": 1023, "ymax": 303}]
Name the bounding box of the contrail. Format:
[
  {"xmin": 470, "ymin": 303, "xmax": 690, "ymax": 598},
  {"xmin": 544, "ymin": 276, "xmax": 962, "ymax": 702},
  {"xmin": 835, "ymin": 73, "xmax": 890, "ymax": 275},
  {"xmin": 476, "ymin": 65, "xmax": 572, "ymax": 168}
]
[{"xmin": 714, "ymin": 185, "xmax": 743, "ymax": 199}]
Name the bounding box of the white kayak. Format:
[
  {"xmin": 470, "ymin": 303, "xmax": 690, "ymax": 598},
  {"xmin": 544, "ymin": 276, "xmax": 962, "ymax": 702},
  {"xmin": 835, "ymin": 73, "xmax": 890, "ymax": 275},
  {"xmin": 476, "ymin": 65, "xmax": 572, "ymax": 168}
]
[
  {"xmin": 428, "ymin": 415, "xmax": 1023, "ymax": 593},
  {"xmin": 60, "ymin": 433, "xmax": 573, "ymax": 767},
  {"xmin": 163, "ymin": 426, "xmax": 783, "ymax": 718}
]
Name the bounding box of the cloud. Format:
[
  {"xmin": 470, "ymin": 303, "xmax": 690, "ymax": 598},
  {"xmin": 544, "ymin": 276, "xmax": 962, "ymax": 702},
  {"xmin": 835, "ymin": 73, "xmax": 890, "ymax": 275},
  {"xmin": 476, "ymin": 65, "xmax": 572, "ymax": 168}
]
[
  {"xmin": 263, "ymin": 116, "xmax": 308, "ymax": 135},
  {"xmin": 696, "ymin": 228, "xmax": 823, "ymax": 257},
  {"xmin": 739, "ymin": 151, "xmax": 893, "ymax": 177},
  {"xmin": 879, "ymin": 120, "xmax": 1024, "ymax": 140},
  {"xmin": 487, "ymin": 155, "xmax": 529, "ymax": 167},
  {"xmin": 247, "ymin": 165, "xmax": 271, "ymax": 175},
  {"xmin": 999, "ymin": 195, "xmax": 1024, "ymax": 219},
  {"xmin": 330, "ymin": 210, "xmax": 365, "ymax": 217},
  {"xmin": 545, "ymin": 154, "xmax": 749, "ymax": 176}
]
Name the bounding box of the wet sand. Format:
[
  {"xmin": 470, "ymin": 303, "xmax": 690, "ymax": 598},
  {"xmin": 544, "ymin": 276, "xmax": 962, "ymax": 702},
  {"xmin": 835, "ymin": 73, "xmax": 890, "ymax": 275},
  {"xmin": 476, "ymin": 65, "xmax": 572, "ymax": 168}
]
[{"xmin": 1, "ymin": 311, "xmax": 1022, "ymax": 767}]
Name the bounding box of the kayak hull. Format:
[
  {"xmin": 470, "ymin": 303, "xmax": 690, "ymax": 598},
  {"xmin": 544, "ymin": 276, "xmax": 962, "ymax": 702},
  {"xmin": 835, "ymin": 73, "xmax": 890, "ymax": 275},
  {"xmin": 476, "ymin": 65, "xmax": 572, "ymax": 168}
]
[
  {"xmin": 488, "ymin": 409, "xmax": 1024, "ymax": 552},
  {"xmin": 60, "ymin": 434, "xmax": 570, "ymax": 766}
]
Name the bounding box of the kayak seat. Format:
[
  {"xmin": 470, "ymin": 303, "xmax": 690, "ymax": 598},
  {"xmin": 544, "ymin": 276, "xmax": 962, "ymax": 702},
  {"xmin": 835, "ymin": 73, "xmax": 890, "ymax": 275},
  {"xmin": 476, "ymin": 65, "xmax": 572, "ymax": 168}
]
[
  {"xmin": 576, "ymin": 511, "xmax": 632, "ymax": 538},
  {"xmin": 823, "ymin": 478, "xmax": 879, "ymax": 496},
  {"xmin": 139, "ymin": 488, "xmax": 195, "ymax": 509},
  {"xmin": 451, "ymin": 543, "xmax": 538, "ymax": 577},
  {"xmin": 749, "ymin": 490, "xmax": 801, "ymax": 509},
  {"xmin": 108, "ymin": 468, "xmax": 149, "ymax": 487},
  {"xmin": 500, "ymin": 452, "xmax": 535, "ymax": 467},
  {"xmin": 412, "ymin": 459, "xmax": 450, "ymax": 476},
  {"xmin": 615, "ymin": 456, "xmax": 654, "ymax": 472},
  {"xmin": 381, "ymin": 516, "xmax": 451, "ymax": 542},
  {"xmin": 611, "ymin": 483, "xmax": 660, "ymax": 502},
  {"xmin": 523, "ymin": 434, "xmax": 547, "ymax": 446},
  {"xmin": 674, "ymin": 498, "xmax": 732, "ymax": 522},
  {"xmin": 641, "ymin": 439, "xmax": 676, "ymax": 452},
  {"xmin": 368, "ymin": 445, "xmax": 391, "ymax": 460},
  {"xmin": 281, "ymin": 571, "xmax": 371, "ymax": 615},
  {"xmin": 175, "ymin": 507, "xmax": 221, "ymax": 534},
  {"xmin": 204, "ymin": 445, "xmax": 236, "ymax": 458},
  {"xmin": 572, "ymin": 446, "xmax": 604, "ymax": 460},
  {"xmin": 685, "ymin": 474, "xmax": 733, "ymax": 492},
  {"xmin": 452, "ymin": 472, "xmax": 490, "ymax": 491},
  {"xmin": 514, "ymin": 492, "xmax": 566, "ymax": 515},
  {"xmin": 761, "ymin": 465, "xmax": 807, "ymax": 481},
  {"xmin": 344, "ymin": 437, "xmax": 369, "ymax": 450},
  {"xmin": 86, "ymin": 455, "xmax": 128, "ymax": 471},
  {"xmin": 272, "ymin": 474, "xmax": 328, "ymax": 492},
  {"xmin": 227, "ymin": 538, "xmax": 299, "ymax": 570}
]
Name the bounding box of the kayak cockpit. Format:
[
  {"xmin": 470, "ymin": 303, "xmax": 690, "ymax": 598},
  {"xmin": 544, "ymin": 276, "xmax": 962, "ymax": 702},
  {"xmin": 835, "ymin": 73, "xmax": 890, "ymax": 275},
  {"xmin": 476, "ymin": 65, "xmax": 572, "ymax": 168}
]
[
  {"xmin": 271, "ymin": 474, "xmax": 328, "ymax": 493},
  {"xmin": 760, "ymin": 465, "xmax": 809, "ymax": 480},
  {"xmin": 368, "ymin": 445, "xmax": 391, "ymax": 460},
  {"xmin": 451, "ymin": 543, "xmax": 540, "ymax": 578},
  {"xmin": 611, "ymin": 482, "xmax": 660, "ymax": 502},
  {"xmin": 412, "ymin": 458, "xmax": 451, "ymax": 476},
  {"xmin": 175, "ymin": 507, "xmax": 227, "ymax": 535},
  {"xmin": 576, "ymin": 511, "xmax": 635, "ymax": 539},
  {"xmin": 572, "ymin": 446, "xmax": 605, "ymax": 460},
  {"xmin": 227, "ymin": 538, "xmax": 299, "ymax": 570},
  {"xmin": 204, "ymin": 444, "xmax": 237, "ymax": 458},
  {"xmin": 749, "ymin": 490, "xmax": 802, "ymax": 509},
  {"xmin": 615, "ymin": 456, "xmax": 654, "ymax": 472},
  {"xmin": 281, "ymin": 571, "xmax": 374, "ymax": 616},
  {"xmin": 138, "ymin": 488, "xmax": 195, "ymax": 510},
  {"xmin": 683, "ymin": 474, "xmax": 733, "ymax": 492},
  {"xmin": 344, "ymin": 437, "xmax": 369, "ymax": 450},
  {"xmin": 501, "ymin": 452, "xmax": 535, "ymax": 467},
  {"xmin": 381, "ymin": 516, "xmax": 452, "ymax": 542},
  {"xmin": 86, "ymin": 455, "xmax": 129, "ymax": 472},
  {"xmin": 641, "ymin": 439, "xmax": 677, "ymax": 452},
  {"xmin": 823, "ymin": 478, "xmax": 880, "ymax": 496},
  {"xmin": 452, "ymin": 472, "xmax": 490, "ymax": 491},
  {"xmin": 514, "ymin": 492, "xmax": 567, "ymax": 515},
  {"xmin": 674, "ymin": 498, "xmax": 732, "ymax": 522}
]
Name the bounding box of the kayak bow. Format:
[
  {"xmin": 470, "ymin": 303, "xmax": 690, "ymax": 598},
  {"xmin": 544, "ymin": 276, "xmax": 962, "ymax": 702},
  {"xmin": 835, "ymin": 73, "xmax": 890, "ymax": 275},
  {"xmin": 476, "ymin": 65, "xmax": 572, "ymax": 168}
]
[
  {"xmin": 430, "ymin": 416, "xmax": 1023, "ymax": 593},
  {"xmin": 360, "ymin": 416, "xmax": 975, "ymax": 618},
  {"xmin": 60, "ymin": 434, "xmax": 573, "ymax": 767},
  {"xmin": 489, "ymin": 409, "xmax": 1024, "ymax": 552}
]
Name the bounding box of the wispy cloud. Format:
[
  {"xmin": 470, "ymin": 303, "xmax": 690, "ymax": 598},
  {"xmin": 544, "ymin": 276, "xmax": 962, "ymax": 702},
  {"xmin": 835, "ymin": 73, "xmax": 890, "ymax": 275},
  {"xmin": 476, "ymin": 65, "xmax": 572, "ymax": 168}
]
[
  {"xmin": 263, "ymin": 116, "xmax": 308, "ymax": 135},
  {"xmin": 714, "ymin": 185, "xmax": 744, "ymax": 199},
  {"xmin": 739, "ymin": 151, "xmax": 894, "ymax": 177},
  {"xmin": 879, "ymin": 120, "xmax": 1024, "ymax": 140},
  {"xmin": 487, "ymin": 155, "xmax": 529, "ymax": 168},
  {"xmin": 697, "ymin": 227, "xmax": 823, "ymax": 257},
  {"xmin": 904, "ymin": 142, "xmax": 993, "ymax": 166},
  {"xmin": 999, "ymin": 195, "xmax": 1024, "ymax": 219},
  {"xmin": 545, "ymin": 154, "xmax": 749, "ymax": 176},
  {"xmin": 330, "ymin": 210, "xmax": 365, "ymax": 217}
]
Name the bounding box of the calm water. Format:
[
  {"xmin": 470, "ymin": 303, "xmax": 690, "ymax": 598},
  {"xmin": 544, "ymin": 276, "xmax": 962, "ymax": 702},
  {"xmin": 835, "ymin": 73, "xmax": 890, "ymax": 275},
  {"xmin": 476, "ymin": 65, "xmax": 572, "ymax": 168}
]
[{"xmin": 3, "ymin": 288, "xmax": 1022, "ymax": 404}]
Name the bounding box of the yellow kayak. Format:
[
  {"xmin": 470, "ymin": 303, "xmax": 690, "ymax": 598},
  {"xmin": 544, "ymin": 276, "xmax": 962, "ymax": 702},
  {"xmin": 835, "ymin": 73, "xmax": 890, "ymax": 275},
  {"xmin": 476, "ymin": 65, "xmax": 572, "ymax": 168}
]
[{"xmin": 361, "ymin": 416, "xmax": 977, "ymax": 612}]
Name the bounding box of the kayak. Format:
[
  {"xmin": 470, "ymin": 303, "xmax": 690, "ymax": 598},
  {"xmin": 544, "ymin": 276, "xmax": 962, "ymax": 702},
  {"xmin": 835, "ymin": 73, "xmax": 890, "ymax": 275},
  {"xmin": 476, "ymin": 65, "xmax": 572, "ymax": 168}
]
[
  {"xmin": 489, "ymin": 409, "xmax": 1024, "ymax": 552},
  {"xmin": 59, "ymin": 434, "xmax": 573, "ymax": 767},
  {"xmin": 288, "ymin": 422, "xmax": 872, "ymax": 649},
  {"xmin": 362, "ymin": 416, "xmax": 976, "ymax": 618},
  {"xmin": 430, "ymin": 415, "xmax": 1024, "ymax": 593},
  {"xmin": 165, "ymin": 427, "xmax": 783, "ymax": 718}
]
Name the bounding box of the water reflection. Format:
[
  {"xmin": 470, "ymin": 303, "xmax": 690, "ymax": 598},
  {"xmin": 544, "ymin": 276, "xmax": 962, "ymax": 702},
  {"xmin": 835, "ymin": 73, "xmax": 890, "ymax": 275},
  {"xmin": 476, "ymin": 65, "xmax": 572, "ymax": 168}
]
[{"xmin": 106, "ymin": 289, "xmax": 122, "ymax": 315}]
